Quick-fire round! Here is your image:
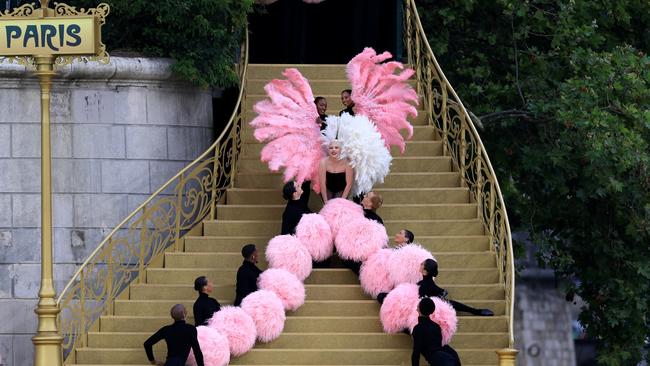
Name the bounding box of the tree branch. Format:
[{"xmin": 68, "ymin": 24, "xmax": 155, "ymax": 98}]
[{"xmin": 511, "ymin": 13, "xmax": 527, "ymax": 107}]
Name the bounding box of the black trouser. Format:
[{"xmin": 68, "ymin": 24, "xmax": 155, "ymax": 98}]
[
  {"xmin": 449, "ymin": 299, "xmax": 482, "ymax": 315},
  {"xmin": 165, "ymin": 357, "xmax": 186, "ymax": 366}
]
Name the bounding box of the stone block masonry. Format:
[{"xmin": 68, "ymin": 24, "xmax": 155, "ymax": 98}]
[{"xmin": 0, "ymin": 57, "xmax": 213, "ymax": 366}]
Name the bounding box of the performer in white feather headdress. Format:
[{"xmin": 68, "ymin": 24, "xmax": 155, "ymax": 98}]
[{"xmin": 250, "ymin": 47, "xmax": 418, "ymax": 199}]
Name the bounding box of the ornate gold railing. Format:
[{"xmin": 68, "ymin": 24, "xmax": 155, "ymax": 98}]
[
  {"xmin": 56, "ymin": 33, "xmax": 248, "ymax": 360},
  {"xmin": 403, "ymin": 0, "xmax": 516, "ymax": 351}
]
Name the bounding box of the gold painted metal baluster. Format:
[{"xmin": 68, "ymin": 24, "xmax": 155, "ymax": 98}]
[
  {"xmin": 489, "ymin": 182, "xmax": 496, "ymax": 248},
  {"xmin": 210, "ymin": 145, "xmax": 219, "ymax": 220},
  {"xmin": 78, "ymin": 271, "xmax": 86, "ymax": 348},
  {"xmin": 105, "ymin": 242, "xmax": 114, "ymax": 316},
  {"xmin": 475, "ymin": 156, "xmax": 483, "ymax": 212},
  {"xmin": 174, "ymin": 175, "xmax": 184, "ymax": 252},
  {"xmin": 138, "ymin": 205, "xmax": 147, "ymax": 284},
  {"xmin": 459, "ymin": 128, "xmax": 467, "ymax": 187}
]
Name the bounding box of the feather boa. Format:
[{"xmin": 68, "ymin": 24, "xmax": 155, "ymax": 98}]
[
  {"xmin": 322, "ymin": 113, "xmax": 392, "ymax": 196},
  {"xmin": 346, "ymin": 47, "xmax": 418, "ymax": 153}
]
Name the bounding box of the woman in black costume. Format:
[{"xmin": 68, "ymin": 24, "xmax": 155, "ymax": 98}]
[
  {"xmin": 281, "ymin": 181, "xmax": 312, "ymax": 235},
  {"xmin": 192, "ymin": 276, "xmax": 221, "ymax": 327},
  {"xmin": 318, "ymin": 140, "xmax": 354, "ymax": 202},
  {"xmin": 314, "ymin": 96, "xmax": 328, "ymax": 131},
  {"xmin": 419, "ymin": 259, "xmax": 494, "ymax": 317}
]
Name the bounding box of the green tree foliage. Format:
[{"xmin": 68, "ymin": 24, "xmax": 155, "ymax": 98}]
[
  {"xmin": 74, "ymin": 0, "xmax": 253, "ymax": 87},
  {"xmin": 417, "ymin": 0, "xmax": 650, "ymax": 363}
]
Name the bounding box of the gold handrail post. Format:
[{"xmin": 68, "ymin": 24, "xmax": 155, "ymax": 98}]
[
  {"xmin": 488, "ymin": 182, "xmax": 496, "ymax": 249},
  {"xmin": 174, "ymin": 174, "xmax": 184, "ymax": 252},
  {"xmin": 32, "ymin": 50, "xmax": 64, "ymax": 366},
  {"xmin": 496, "ymin": 348, "xmax": 518, "ymax": 366}
]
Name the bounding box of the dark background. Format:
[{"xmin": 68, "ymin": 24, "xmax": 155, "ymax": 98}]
[{"xmin": 249, "ymin": 0, "xmax": 403, "ymax": 64}]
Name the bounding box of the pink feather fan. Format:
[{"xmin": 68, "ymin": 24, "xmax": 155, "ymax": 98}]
[
  {"xmin": 258, "ymin": 268, "xmax": 306, "ymax": 311},
  {"xmin": 207, "ymin": 306, "xmax": 256, "ymax": 356},
  {"xmin": 346, "ymin": 47, "xmax": 419, "ymax": 153},
  {"xmin": 379, "ymin": 283, "xmax": 420, "ymax": 333},
  {"xmin": 359, "ymin": 248, "xmax": 395, "ymax": 297},
  {"xmin": 295, "ymin": 213, "xmax": 334, "ymax": 262},
  {"xmin": 240, "ymin": 290, "xmax": 286, "ymax": 343},
  {"xmin": 250, "ymin": 68, "xmax": 324, "ymax": 191}
]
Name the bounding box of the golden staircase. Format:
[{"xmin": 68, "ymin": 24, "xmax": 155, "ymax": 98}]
[{"xmin": 58, "ymin": 1, "xmax": 515, "ymax": 365}]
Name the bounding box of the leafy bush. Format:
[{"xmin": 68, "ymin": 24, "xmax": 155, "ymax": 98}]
[
  {"xmin": 74, "ymin": 0, "xmax": 253, "ymax": 87},
  {"xmin": 417, "ymin": 0, "xmax": 650, "ymax": 364}
]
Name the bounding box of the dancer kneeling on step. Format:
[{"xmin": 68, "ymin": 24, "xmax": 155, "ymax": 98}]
[
  {"xmin": 281, "ymin": 181, "xmax": 312, "ymax": 235},
  {"xmin": 360, "ymin": 191, "xmax": 384, "ymax": 225},
  {"xmin": 412, "ymin": 297, "xmax": 461, "ymax": 366},
  {"xmin": 193, "ymin": 276, "xmax": 221, "ymax": 326},
  {"xmin": 233, "ymin": 244, "xmax": 263, "ymax": 306},
  {"xmin": 319, "ymin": 139, "xmax": 354, "ymax": 202},
  {"xmin": 419, "ymin": 258, "xmax": 494, "ymax": 317},
  {"xmin": 144, "ymin": 304, "xmax": 204, "ymax": 366}
]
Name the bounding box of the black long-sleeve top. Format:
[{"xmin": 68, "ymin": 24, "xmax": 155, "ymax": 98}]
[
  {"xmin": 282, "ymin": 198, "xmax": 312, "ymax": 235},
  {"xmin": 417, "ymin": 275, "xmax": 446, "ymax": 298},
  {"xmin": 193, "ymin": 292, "xmax": 221, "ymax": 327},
  {"xmin": 364, "ymin": 209, "xmax": 384, "ymax": 225},
  {"xmin": 411, "ymin": 316, "xmax": 445, "ymax": 366},
  {"xmin": 339, "ymin": 105, "xmax": 355, "ymax": 116},
  {"xmin": 233, "ymin": 260, "xmax": 262, "ymax": 306},
  {"xmin": 143, "ymin": 320, "xmax": 204, "ymax": 366}
]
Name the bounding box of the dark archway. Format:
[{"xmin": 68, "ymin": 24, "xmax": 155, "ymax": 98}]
[{"xmin": 249, "ymin": 0, "xmax": 403, "ymax": 64}]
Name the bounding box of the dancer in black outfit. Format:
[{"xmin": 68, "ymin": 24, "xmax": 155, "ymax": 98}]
[
  {"xmin": 339, "ymin": 89, "xmax": 355, "ymax": 116},
  {"xmin": 144, "ymin": 304, "xmax": 204, "ymax": 366},
  {"xmin": 314, "ymin": 96, "xmax": 328, "ymax": 131},
  {"xmin": 192, "ymin": 276, "xmax": 221, "ymax": 327},
  {"xmin": 419, "ymin": 259, "xmax": 494, "ymax": 316},
  {"xmin": 233, "ymin": 244, "xmax": 263, "ymax": 306},
  {"xmin": 361, "ymin": 191, "xmax": 384, "ymax": 225},
  {"xmin": 411, "ymin": 298, "xmax": 461, "ymax": 366},
  {"xmin": 281, "ymin": 181, "xmax": 312, "ymax": 235}
]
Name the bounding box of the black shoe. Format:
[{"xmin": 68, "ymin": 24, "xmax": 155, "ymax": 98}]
[{"xmin": 478, "ymin": 308, "xmax": 494, "ymax": 316}]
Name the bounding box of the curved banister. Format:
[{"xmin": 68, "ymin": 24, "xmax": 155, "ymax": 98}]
[
  {"xmin": 403, "ymin": 0, "xmax": 515, "ymax": 348},
  {"xmin": 56, "ymin": 31, "xmax": 249, "ymax": 360}
]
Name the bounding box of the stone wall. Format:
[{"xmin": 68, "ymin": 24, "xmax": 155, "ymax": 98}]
[
  {"xmin": 514, "ymin": 235, "xmax": 577, "ymax": 365},
  {"xmin": 0, "ymin": 58, "xmax": 213, "ymax": 366}
]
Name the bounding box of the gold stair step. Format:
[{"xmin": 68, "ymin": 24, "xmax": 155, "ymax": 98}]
[
  {"xmin": 240, "ymin": 140, "xmax": 441, "ymax": 159},
  {"xmin": 183, "ymin": 235, "xmax": 490, "ymax": 253},
  {"xmin": 87, "ymin": 331, "xmax": 507, "ymax": 350},
  {"xmin": 234, "ymin": 171, "xmax": 459, "ymax": 189},
  {"xmin": 237, "ymin": 156, "xmax": 451, "ymax": 174},
  {"xmin": 201, "ymin": 219, "xmax": 484, "ymax": 236},
  {"xmin": 243, "ymin": 109, "xmax": 429, "ymax": 126},
  {"xmin": 100, "ymin": 314, "xmax": 508, "ymax": 334},
  {"xmin": 246, "ymin": 78, "xmax": 417, "ymax": 95},
  {"xmin": 242, "ymin": 125, "xmax": 437, "ymax": 143},
  {"xmin": 129, "ymin": 283, "xmax": 504, "ymax": 301},
  {"xmin": 147, "ymin": 267, "xmax": 499, "ymax": 285},
  {"xmin": 248, "ymin": 64, "xmax": 348, "ymax": 79},
  {"xmin": 225, "ymin": 187, "xmax": 469, "ymax": 205}
]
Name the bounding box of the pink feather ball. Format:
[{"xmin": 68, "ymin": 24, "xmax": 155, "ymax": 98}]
[
  {"xmin": 258, "ymin": 268, "xmax": 306, "ymax": 311},
  {"xmin": 241, "ymin": 290, "xmax": 286, "ymax": 343},
  {"xmin": 359, "ymin": 248, "xmax": 395, "ymax": 297},
  {"xmin": 186, "ymin": 326, "xmax": 230, "ymax": 366},
  {"xmin": 319, "ymin": 198, "xmax": 364, "ymax": 237},
  {"xmin": 265, "ymin": 234, "xmax": 313, "ymax": 281},
  {"xmin": 379, "ymin": 283, "xmax": 420, "ymax": 333},
  {"xmin": 335, "ymin": 217, "xmax": 388, "ymax": 262},
  {"xmin": 295, "ymin": 213, "xmax": 334, "ymax": 262},
  {"xmin": 388, "ymin": 244, "xmax": 434, "ymax": 285},
  {"xmin": 207, "ymin": 306, "xmax": 256, "ymax": 356},
  {"xmin": 429, "ymin": 297, "xmax": 458, "ymax": 345}
]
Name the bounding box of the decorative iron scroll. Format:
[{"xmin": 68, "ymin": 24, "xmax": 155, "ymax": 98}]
[
  {"xmin": 56, "ymin": 32, "xmax": 248, "ymax": 360},
  {"xmin": 403, "ymin": 0, "xmax": 515, "ymax": 348}
]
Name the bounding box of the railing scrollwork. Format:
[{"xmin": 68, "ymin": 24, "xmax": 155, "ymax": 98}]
[
  {"xmin": 403, "ymin": 0, "xmax": 516, "ymax": 350},
  {"xmin": 56, "ymin": 32, "xmax": 248, "ymax": 360}
]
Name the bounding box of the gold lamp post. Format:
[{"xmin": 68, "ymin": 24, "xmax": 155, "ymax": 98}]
[{"xmin": 0, "ymin": 1, "xmax": 108, "ymax": 365}]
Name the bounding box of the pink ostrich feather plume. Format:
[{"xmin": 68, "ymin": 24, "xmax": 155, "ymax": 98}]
[
  {"xmin": 379, "ymin": 283, "xmax": 420, "ymax": 333},
  {"xmin": 241, "ymin": 290, "xmax": 286, "ymax": 343},
  {"xmin": 295, "ymin": 213, "xmax": 334, "ymax": 262},
  {"xmin": 359, "ymin": 248, "xmax": 395, "ymax": 297},
  {"xmin": 207, "ymin": 306, "xmax": 256, "ymax": 356},
  {"xmin": 335, "ymin": 217, "xmax": 388, "ymax": 262},
  {"xmin": 186, "ymin": 326, "xmax": 230, "ymax": 366},
  {"xmin": 346, "ymin": 47, "xmax": 418, "ymax": 153},
  {"xmin": 265, "ymin": 234, "xmax": 313, "ymax": 281},
  {"xmin": 388, "ymin": 243, "xmax": 435, "ymax": 285},
  {"xmin": 258, "ymin": 268, "xmax": 306, "ymax": 311},
  {"xmin": 249, "ymin": 68, "xmax": 325, "ymax": 192},
  {"xmin": 318, "ymin": 198, "xmax": 364, "ymax": 237},
  {"xmin": 429, "ymin": 297, "xmax": 458, "ymax": 345}
]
